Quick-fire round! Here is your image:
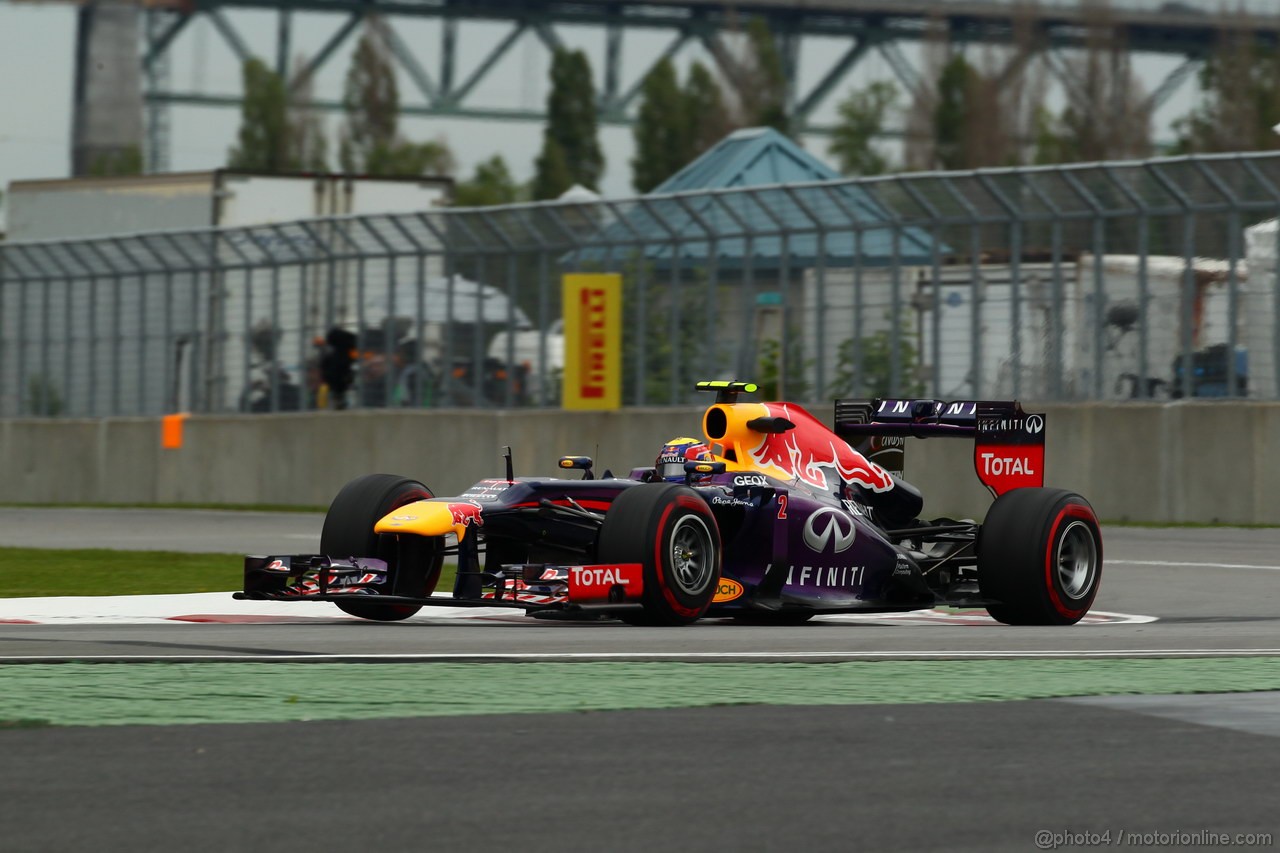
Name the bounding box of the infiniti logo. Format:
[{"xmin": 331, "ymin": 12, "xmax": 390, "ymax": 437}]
[
  {"xmin": 802, "ymin": 507, "xmax": 856, "ymax": 553},
  {"xmin": 1025, "ymin": 414, "xmax": 1044, "ymax": 434}
]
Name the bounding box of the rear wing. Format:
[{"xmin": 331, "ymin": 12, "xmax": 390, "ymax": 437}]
[{"xmin": 834, "ymin": 398, "xmax": 1046, "ymax": 498}]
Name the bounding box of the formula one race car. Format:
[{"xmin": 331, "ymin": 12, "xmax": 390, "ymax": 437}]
[{"xmin": 237, "ymin": 381, "xmax": 1102, "ymax": 626}]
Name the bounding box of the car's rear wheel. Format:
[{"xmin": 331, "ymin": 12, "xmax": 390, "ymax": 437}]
[
  {"xmin": 320, "ymin": 474, "xmax": 444, "ymax": 622},
  {"xmin": 597, "ymin": 483, "xmax": 721, "ymax": 626},
  {"xmin": 978, "ymin": 488, "xmax": 1102, "ymax": 626}
]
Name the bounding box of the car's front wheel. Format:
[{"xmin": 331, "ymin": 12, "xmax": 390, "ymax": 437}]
[
  {"xmin": 977, "ymin": 488, "xmax": 1102, "ymax": 626},
  {"xmin": 320, "ymin": 474, "xmax": 444, "ymax": 622},
  {"xmin": 596, "ymin": 483, "xmax": 721, "ymax": 626}
]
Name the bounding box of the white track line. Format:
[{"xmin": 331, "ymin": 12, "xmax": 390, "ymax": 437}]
[
  {"xmin": 0, "ymin": 593, "xmax": 1159, "ymax": 626},
  {"xmin": 822, "ymin": 609, "xmax": 1156, "ymax": 625},
  {"xmin": 4, "ymin": 649, "xmax": 1280, "ymax": 663},
  {"xmin": 1109, "ymin": 559, "xmax": 1280, "ymax": 571}
]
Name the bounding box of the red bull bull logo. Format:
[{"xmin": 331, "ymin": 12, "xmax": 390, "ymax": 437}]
[
  {"xmin": 448, "ymin": 501, "xmax": 484, "ymax": 528},
  {"xmin": 746, "ymin": 403, "xmax": 895, "ymax": 493}
]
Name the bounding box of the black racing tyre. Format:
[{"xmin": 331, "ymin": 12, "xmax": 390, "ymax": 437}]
[
  {"xmin": 320, "ymin": 474, "xmax": 443, "ymax": 622},
  {"xmin": 597, "ymin": 483, "xmax": 721, "ymax": 626},
  {"xmin": 977, "ymin": 488, "xmax": 1103, "ymax": 626}
]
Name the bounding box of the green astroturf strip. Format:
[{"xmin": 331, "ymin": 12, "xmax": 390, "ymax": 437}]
[
  {"xmin": 2, "ymin": 658, "xmax": 1280, "ymax": 728},
  {"xmin": 0, "ymin": 548, "xmax": 245, "ymax": 597},
  {"xmin": 0, "ymin": 548, "xmax": 458, "ymax": 598}
]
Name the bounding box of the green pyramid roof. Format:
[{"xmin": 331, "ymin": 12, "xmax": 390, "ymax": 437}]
[
  {"xmin": 652, "ymin": 126, "xmax": 845, "ymax": 193},
  {"xmin": 569, "ymin": 127, "xmax": 940, "ymax": 269}
]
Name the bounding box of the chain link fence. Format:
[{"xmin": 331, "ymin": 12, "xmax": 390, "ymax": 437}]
[{"xmin": 3, "ymin": 152, "xmax": 1280, "ymax": 416}]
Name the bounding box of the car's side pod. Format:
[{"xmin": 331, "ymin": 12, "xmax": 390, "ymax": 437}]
[{"xmin": 834, "ymin": 398, "xmax": 1047, "ymax": 499}]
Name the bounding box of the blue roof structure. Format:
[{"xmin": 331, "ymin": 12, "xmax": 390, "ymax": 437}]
[
  {"xmin": 572, "ymin": 127, "xmax": 940, "ymax": 270},
  {"xmin": 653, "ymin": 126, "xmax": 846, "ymax": 192}
]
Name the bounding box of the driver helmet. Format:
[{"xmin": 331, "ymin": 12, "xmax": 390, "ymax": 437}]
[{"xmin": 656, "ymin": 437, "xmax": 713, "ymax": 482}]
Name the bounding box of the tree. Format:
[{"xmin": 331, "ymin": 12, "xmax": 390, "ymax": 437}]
[
  {"xmin": 287, "ymin": 56, "xmax": 328, "ymax": 172},
  {"xmin": 532, "ymin": 137, "xmax": 574, "ymax": 201},
  {"xmin": 1032, "ymin": 106, "xmax": 1073, "ymax": 165},
  {"xmin": 738, "ymin": 17, "xmax": 789, "ymax": 133},
  {"xmin": 228, "ymin": 55, "xmax": 330, "ymax": 173},
  {"xmin": 87, "ymin": 147, "xmax": 143, "ymax": 177},
  {"xmin": 365, "ymin": 140, "xmax": 454, "ymax": 177},
  {"xmin": 454, "ymin": 155, "xmax": 520, "ymax": 206},
  {"xmin": 757, "ymin": 334, "xmax": 812, "ymax": 401},
  {"xmin": 631, "ymin": 59, "xmax": 738, "ymax": 193},
  {"xmin": 339, "ymin": 18, "xmax": 455, "ymax": 177},
  {"xmin": 684, "ymin": 61, "xmax": 734, "ymax": 157},
  {"xmin": 631, "ymin": 59, "xmax": 688, "ymax": 193},
  {"xmin": 618, "ymin": 257, "xmax": 714, "ymax": 404},
  {"xmin": 713, "ymin": 17, "xmax": 789, "ymax": 134},
  {"xmin": 1173, "ymin": 25, "xmax": 1280, "ymax": 154},
  {"xmin": 828, "ymin": 81, "xmax": 897, "ymax": 176},
  {"xmin": 228, "ymin": 58, "xmax": 291, "ymax": 171},
  {"xmin": 924, "ymin": 49, "xmax": 1040, "ymax": 169},
  {"xmin": 339, "ymin": 18, "xmax": 397, "ymax": 173},
  {"xmin": 830, "ymin": 328, "xmax": 924, "ymax": 399},
  {"xmin": 933, "ymin": 54, "xmax": 977, "ymax": 170},
  {"xmin": 1036, "ymin": 5, "xmax": 1151, "ymax": 163},
  {"xmin": 533, "ymin": 48, "xmax": 604, "ymax": 199},
  {"xmin": 906, "ymin": 8, "xmax": 1050, "ymax": 170}
]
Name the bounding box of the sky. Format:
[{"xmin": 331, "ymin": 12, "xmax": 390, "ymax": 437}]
[
  {"xmin": 0, "ymin": 3, "xmax": 692, "ymax": 209},
  {"xmin": 0, "ymin": 0, "xmax": 1230, "ymax": 230}
]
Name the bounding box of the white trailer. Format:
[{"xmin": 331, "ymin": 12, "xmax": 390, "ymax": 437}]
[
  {"xmin": 801, "ymin": 262, "xmax": 1071, "ymax": 401},
  {"xmin": 1074, "ymin": 253, "xmax": 1249, "ymax": 399},
  {"xmin": 1244, "ymin": 221, "xmax": 1279, "ymax": 399},
  {"xmin": 4, "ymin": 171, "xmax": 452, "ymax": 240},
  {"xmin": 801, "ymin": 255, "xmax": 1252, "ymax": 403}
]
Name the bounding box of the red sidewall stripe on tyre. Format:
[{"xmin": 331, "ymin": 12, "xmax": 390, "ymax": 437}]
[
  {"xmin": 1044, "ymin": 502, "xmax": 1100, "ymax": 620},
  {"xmin": 392, "ymin": 488, "xmax": 434, "ymax": 509},
  {"xmin": 652, "ymin": 495, "xmax": 712, "ymax": 619}
]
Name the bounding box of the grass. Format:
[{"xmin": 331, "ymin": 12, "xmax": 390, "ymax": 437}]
[
  {"xmin": 0, "ymin": 719, "xmax": 53, "ymax": 730},
  {"xmin": 0, "ymin": 547, "xmax": 458, "ymax": 598},
  {"xmin": 0, "ymin": 548, "xmax": 246, "ymax": 597}
]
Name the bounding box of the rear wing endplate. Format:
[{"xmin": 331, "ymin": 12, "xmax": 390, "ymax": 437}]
[{"xmin": 834, "ymin": 398, "xmax": 1046, "ymax": 498}]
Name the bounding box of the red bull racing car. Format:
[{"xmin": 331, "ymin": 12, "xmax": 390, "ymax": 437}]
[{"xmin": 238, "ymin": 381, "xmax": 1102, "ymax": 626}]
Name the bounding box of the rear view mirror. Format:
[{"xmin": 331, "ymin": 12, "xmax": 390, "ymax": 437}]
[
  {"xmin": 685, "ymin": 460, "xmax": 726, "ymax": 481},
  {"xmin": 746, "ymin": 416, "xmax": 795, "ymax": 434},
  {"xmin": 558, "ymin": 456, "xmax": 595, "ymax": 480}
]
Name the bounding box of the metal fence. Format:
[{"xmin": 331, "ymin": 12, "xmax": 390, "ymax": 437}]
[{"xmin": 3, "ymin": 151, "xmax": 1280, "ymax": 417}]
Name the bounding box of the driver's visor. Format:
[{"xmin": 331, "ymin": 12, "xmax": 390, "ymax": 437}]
[
  {"xmin": 660, "ymin": 450, "xmax": 691, "ymax": 479},
  {"xmin": 657, "ymin": 460, "xmax": 688, "ymax": 480}
]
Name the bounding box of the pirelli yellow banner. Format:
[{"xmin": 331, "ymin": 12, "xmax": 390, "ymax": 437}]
[{"xmin": 562, "ymin": 273, "xmax": 621, "ymax": 410}]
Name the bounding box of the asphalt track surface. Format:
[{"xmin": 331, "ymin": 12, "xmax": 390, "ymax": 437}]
[
  {"xmin": 2, "ymin": 509, "xmax": 1279, "ymax": 660},
  {"xmin": 2, "ymin": 508, "xmax": 1279, "ymax": 851},
  {"xmin": 3, "ymin": 699, "xmax": 1279, "ymax": 853}
]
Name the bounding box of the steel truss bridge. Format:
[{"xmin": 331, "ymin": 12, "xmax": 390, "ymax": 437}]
[{"xmin": 72, "ymin": 0, "xmax": 1280, "ymax": 169}]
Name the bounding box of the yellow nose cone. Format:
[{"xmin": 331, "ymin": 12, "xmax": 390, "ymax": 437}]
[{"xmin": 374, "ymin": 500, "xmax": 480, "ymax": 541}]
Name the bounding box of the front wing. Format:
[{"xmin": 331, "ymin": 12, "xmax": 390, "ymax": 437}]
[{"xmin": 235, "ymin": 554, "xmax": 647, "ymax": 615}]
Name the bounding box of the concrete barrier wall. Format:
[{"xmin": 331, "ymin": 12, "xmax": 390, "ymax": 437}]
[{"xmin": 2, "ymin": 403, "xmax": 1277, "ymax": 524}]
